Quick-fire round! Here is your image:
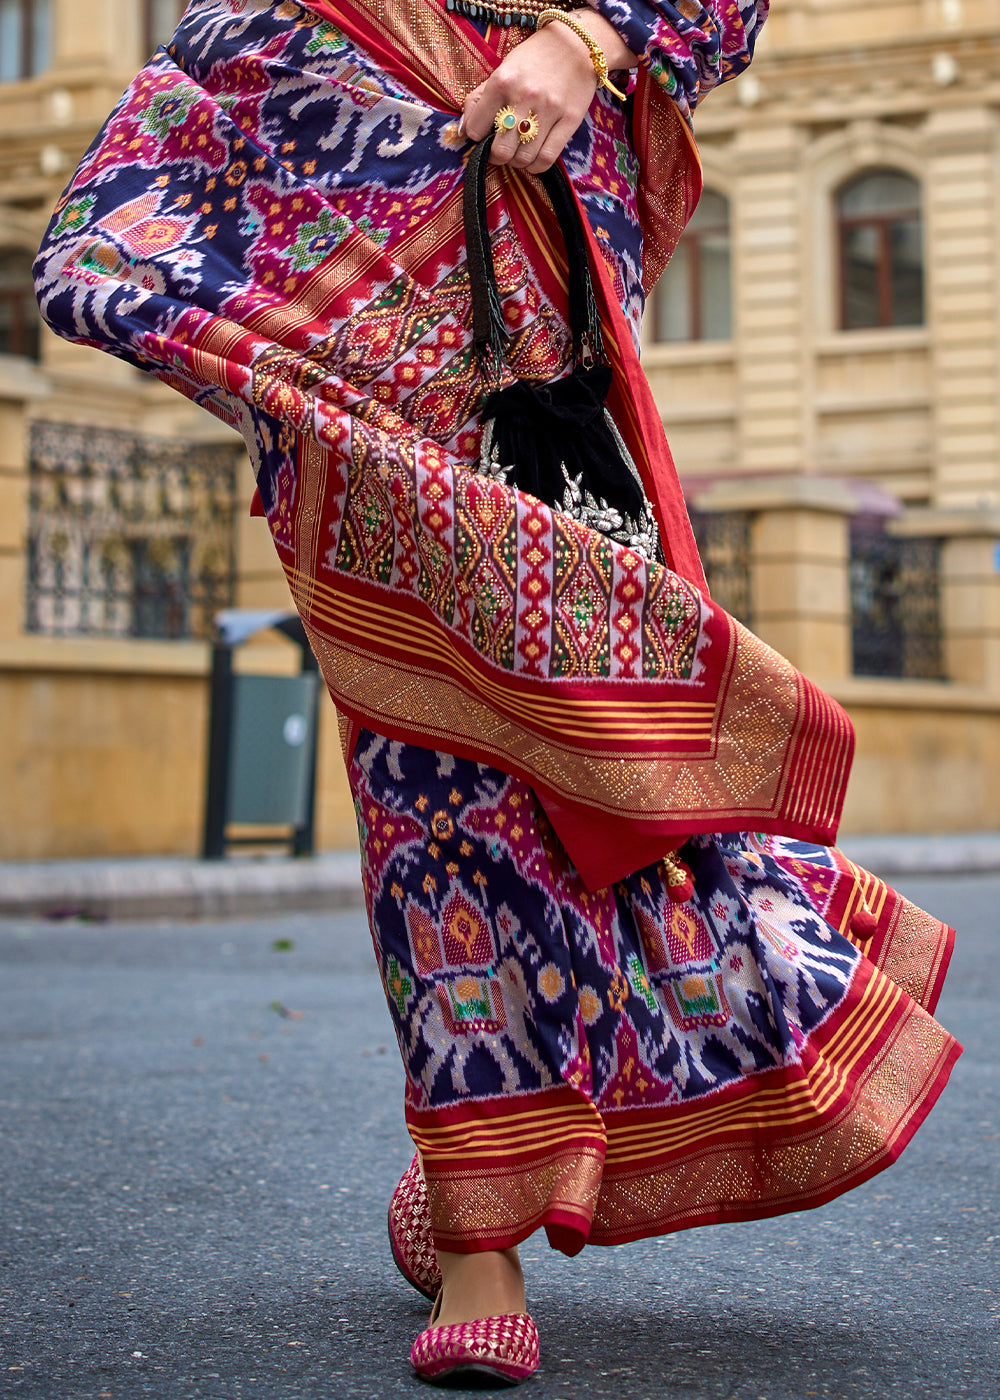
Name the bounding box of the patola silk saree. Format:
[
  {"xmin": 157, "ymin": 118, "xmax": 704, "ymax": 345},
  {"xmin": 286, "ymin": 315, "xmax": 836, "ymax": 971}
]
[
  {"xmin": 34, "ymin": 0, "xmax": 851, "ymax": 890},
  {"xmin": 35, "ymin": 0, "xmax": 959, "ymax": 1256}
]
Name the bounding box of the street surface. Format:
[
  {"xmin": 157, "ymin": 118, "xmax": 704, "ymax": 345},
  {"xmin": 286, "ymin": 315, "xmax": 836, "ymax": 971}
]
[{"xmin": 0, "ymin": 873, "xmax": 997, "ymax": 1399}]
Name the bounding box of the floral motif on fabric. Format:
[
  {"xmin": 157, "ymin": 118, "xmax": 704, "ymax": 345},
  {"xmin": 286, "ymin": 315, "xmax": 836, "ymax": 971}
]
[
  {"xmin": 351, "ymin": 731, "xmax": 862, "ymax": 1115},
  {"xmin": 588, "ymin": 0, "xmax": 769, "ymax": 120}
]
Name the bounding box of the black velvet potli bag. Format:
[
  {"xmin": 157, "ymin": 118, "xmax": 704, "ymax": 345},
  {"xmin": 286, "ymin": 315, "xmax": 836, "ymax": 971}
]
[{"xmin": 464, "ymin": 132, "xmax": 661, "ymax": 561}]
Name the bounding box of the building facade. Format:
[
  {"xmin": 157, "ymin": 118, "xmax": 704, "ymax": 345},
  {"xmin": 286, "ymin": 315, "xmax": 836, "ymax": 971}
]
[
  {"xmin": 3, "ymin": 0, "xmax": 1000, "ymax": 857},
  {"xmin": 0, "ymin": 0, "xmax": 359, "ymax": 858},
  {"xmin": 653, "ymin": 0, "xmax": 1000, "ymax": 512}
]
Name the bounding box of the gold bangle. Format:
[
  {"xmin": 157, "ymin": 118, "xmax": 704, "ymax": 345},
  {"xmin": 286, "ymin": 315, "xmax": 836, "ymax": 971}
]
[{"xmin": 535, "ymin": 8, "xmax": 628, "ymax": 102}]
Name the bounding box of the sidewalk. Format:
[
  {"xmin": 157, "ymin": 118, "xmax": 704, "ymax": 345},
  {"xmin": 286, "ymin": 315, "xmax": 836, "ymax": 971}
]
[
  {"xmin": 0, "ymin": 850, "xmax": 364, "ymax": 920},
  {"xmin": 2, "ymin": 832, "xmax": 1000, "ymax": 921}
]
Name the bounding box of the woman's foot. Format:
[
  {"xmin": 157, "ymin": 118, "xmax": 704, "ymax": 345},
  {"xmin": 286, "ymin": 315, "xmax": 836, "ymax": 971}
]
[
  {"xmin": 433, "ymin": 1246, "xmax": 526, "ymax": 1327},
  {"xmin": 410, "ymin": 1254, "xmax": 537, "ymax": 1386}
]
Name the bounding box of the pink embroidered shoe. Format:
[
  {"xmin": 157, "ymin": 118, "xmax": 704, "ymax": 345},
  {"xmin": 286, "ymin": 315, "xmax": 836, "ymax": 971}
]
[
  {"xmin": 410, "ymin": 1307, "xmax": 540, "ymax": 1386},
  {"xmin": 388, "ymin": 1154, "xmax": 442, "ymax": 1301}
]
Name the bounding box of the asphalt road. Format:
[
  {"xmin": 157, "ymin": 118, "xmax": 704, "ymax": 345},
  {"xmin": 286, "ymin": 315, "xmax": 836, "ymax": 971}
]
[{"xmin": 0, "ymin": 873, "xmax": 996, "ymax": 1400}]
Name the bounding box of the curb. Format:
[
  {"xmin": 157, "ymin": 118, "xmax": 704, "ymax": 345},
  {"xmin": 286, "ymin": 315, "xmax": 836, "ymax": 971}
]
[
  {"xmin": 838, "ymin": 833, "xmax": 1000, "ymax": 879},
  {"xmin": 3, "ymin": 834, "xmax": 1000, "ymax": 922},
  {"xmin": 0, "ymin": 853, "xmax": 365, "ymax": 921}
]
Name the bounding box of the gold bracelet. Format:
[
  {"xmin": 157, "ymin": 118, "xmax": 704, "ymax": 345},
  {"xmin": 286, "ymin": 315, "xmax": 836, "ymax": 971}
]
[{"xmin": 535, "ymin": 8, "xmax": 628, "ymax": 101}]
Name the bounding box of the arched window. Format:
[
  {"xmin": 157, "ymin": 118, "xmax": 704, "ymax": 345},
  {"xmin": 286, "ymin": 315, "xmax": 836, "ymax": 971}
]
[
  {"xmin": 837, "ymin": 170, "xmax": 924, "ymax": 330},
  {"xmin": 652, "ymin": 188, "xmax": 732, "ymax": 343},
  {"xmin": 0, "ymin": 249, "xmax": 41, "ymax": 360},
  {"xmin": 143, "ymin": 0, "xmax": 187, "ymax": 54},
  {"xmin": 0, "ymin": 0, "xmax": 51, "ymax": 82}
]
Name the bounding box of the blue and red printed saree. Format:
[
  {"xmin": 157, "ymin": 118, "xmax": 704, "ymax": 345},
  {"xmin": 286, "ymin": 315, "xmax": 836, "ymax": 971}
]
[{"xmin": 35, "ymin": 0, "xmax": 959, "ymax": 1255}]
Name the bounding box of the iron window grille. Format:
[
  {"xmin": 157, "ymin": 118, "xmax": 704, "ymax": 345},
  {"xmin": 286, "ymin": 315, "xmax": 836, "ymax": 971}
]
[
  {"xmin": 688, "ymin": 508, "xmax": 752, "ymax": 627},
  {"xmin": 26, "ymin": 420, "xmax": 239, "ymax": 641},
  {"xmin": 850, "ymin": 522, "xmax": 943, "ymax": 679}
]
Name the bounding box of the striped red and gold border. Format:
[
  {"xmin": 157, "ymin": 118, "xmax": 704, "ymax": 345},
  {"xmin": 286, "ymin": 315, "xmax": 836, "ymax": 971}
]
[
  {"xmin": 276, "ymin": 427, "xmax": 854, "ymax": 884},
  {"xmin": 407, "ymin": 945, "xmax": 960, "ymax": 1254}
]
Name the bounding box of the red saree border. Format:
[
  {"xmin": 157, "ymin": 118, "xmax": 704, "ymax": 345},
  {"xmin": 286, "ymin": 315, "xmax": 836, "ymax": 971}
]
[
  {"xmin": 283, "ymin": 428, "xmax": 853, "ymax": 887},
  {"xmin": 824, "ymin": 847, "xmax": 957, "ymax": 1015},
  {"xmin": 405, "ymin": 955, "xmax": 962, "ymax": 1254},
  {"xmin": 306, "ymin": 0, "xmax": 490, "ymax": 112},
  {"xmin": 408, "ymin": 1084, "xmax": 606, "ymax": 1256},
  {"xmin": 591, "ymin": 966, "xmax": 961, "ymax": 1244}
]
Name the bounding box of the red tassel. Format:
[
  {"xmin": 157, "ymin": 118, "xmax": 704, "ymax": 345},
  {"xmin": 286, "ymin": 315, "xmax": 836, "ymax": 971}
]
[
  {"xmin": 663, "ymin": 853, "xmax": 695, "ymax": 904},
  {"xmin": 851, "ymin": 903, "xmax": 878, "ymax": 939},
  {"xmin": 667, "ymin": 867, "xmax": 694, "ymax": 903}
]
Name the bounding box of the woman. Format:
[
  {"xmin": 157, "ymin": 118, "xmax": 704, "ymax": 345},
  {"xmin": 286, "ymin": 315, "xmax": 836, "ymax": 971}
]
[{"xmin": 35, "ymin": 0, "xmax": 960, "ymax": 1386}]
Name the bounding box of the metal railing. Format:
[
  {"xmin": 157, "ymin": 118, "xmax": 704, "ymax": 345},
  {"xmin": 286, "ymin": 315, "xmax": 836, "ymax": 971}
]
[
  {"xmin": 26, "ymin": 420, "xmax": 239, "ymax": 641},
  {"xmin": 688, "ymin": 508, "xmax": 753, "ymax": 627},
  {"xmin": 850, "ymin": 523, "xmax": 943, "ymax": 679}
]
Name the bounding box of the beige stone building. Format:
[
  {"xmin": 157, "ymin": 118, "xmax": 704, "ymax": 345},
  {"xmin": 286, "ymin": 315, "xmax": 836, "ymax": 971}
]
[
  {"xmin": 0, "ymin": 0, "xmax": 359, "ymax": 858},
  {"xmin": 2, "ymin": 0, "xmax": 1000, "ymax": 858},
  {"xmin": 644, "ymin": 0, "xmax": 1000, "ymax": 834}
]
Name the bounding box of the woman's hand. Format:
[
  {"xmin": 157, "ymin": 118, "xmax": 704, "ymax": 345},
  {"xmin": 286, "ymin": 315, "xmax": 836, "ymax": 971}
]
[{"xmin": 461, "ymin": 12, "xmax": 638, "ymax": 175}]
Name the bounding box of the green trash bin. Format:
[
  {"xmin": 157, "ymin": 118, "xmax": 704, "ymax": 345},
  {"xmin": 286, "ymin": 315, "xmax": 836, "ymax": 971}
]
[
  {"xmin": 202, "ymin": 609, "xmax": 321, "ymax": 859},
  {"xmin": 226, "ymin": 672, "xmax": 319, "ymax": 827}
]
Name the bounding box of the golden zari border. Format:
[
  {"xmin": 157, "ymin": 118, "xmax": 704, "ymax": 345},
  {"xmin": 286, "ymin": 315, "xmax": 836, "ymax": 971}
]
[
  {"xmin": 300, "ymin": 615, "xmax": 806, "ymax": 825},
  {"xmin": 401, "ymin": 959, "xmax": 960, "ymax": 1253},
  {"xmin": 283, "ymin": 431, "xmax": 832, "ymax": 828},
  {"xmin": 425, "ymin": 1145, "xmax": 605, "ymax": 1253},
  {"xmin": 409, "ymin": 1089, "xmax": 606, "ymax": 1252},
  {"xmin": 592, "ymin": 991, "xmax": 958, "ymax": 1243}
]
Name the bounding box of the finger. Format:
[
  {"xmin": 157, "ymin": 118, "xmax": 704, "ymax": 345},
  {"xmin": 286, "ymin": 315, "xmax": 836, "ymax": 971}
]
[
  {"xmin": 485, "ymin": 103, "xmax": 540, "ymax": 165},
  {"xmin": 523, "ymin": 116, "xmax": 578, "ymax": 174},
  {"xmin": 510, "ymin": 123, "xmax": 552, "ymax": 169},
  {"xmin": 488, "ymin": 128, "xmax": 522, "ymax": 166},
  {"xmin": 462, "ymin": 83, "xmax": 494, "ymax": 142}
]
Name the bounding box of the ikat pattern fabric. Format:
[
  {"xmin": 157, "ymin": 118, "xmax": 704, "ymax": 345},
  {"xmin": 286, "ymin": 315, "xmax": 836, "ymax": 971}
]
[
  {"xmin": 588, "ymin": 0, "xmax": 770, "ymax": 118},
  {"xmin": 285, "ymin": 420, "xmax": 707, "ymax": 680},
  {"xmin": 31, "ymin": 0, "xmax": 716, "ymax": 693},
  {"xmin": 352, "ymin": 730, "xmax": 861, "ymax": 1115},
  {"xmin": 34, "ymin": 0, "xmax": 860, "ymax": 874},
  {"xmin": 34, "ymin": 0, "xmax": 649, "ymax": 370},
  {"xmin": 32, "ymin": 0, "xmax": 959, "ymax": 1256}
]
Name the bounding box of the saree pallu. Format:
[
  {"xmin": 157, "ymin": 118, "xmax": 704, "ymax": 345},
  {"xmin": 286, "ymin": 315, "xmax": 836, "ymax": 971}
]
[{"xmin": 34, "ymin": 0, "xmax": 960, "ymax": 1255}]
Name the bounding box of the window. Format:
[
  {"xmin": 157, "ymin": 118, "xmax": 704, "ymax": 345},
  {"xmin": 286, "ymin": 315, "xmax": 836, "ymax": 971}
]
[
  {"xmin": 26, "ymin": 422, "xmax": 239, "ymax": 640},
  {"xmin": 0, "ymin": 0, "xmax": 51, "ymax": 81},
  {"xmin": 652, "ymin": 188, "xmax": 732, "ymax": 343},
  {"xmin": 143, "ymin": 0, "xmax": 187, "ymax": 55},
  {"xmin": 837, "ymin": 170, "xmax": 924, "ymax": 330},
  {"xmin": 0, "ymin": 249, "xmax": 41, "ymax": 360},
  {"xmin": 850, "ymin": 522, "xmax": 942, "ymax": 678}
]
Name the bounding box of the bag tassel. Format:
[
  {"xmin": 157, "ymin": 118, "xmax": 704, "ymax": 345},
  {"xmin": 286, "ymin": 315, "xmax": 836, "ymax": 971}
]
[
  {"xmin": 850, "ymin": 896, "xmax": 878, "ymax": 939},
  {"xmin": 662, "ymin": 849, "xmax": 695, "ymax": 904}
]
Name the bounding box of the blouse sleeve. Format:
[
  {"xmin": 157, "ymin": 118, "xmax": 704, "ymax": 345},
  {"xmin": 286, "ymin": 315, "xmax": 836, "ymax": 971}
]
[{"xmin": 584, "ymin": 1, "xmax": 769, "ymax": 116}]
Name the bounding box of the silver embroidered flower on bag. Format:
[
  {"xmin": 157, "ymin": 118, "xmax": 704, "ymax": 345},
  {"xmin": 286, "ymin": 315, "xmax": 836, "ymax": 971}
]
[{"xmin": 477, "ymin": 408, "xmax": 663, "ymax": 563}]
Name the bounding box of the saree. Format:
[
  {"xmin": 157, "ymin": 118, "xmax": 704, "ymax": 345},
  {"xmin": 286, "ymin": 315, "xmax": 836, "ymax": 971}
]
[{"xmin": 34, "ymin": 0, "xmax": 960, "ymax": 1256}]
